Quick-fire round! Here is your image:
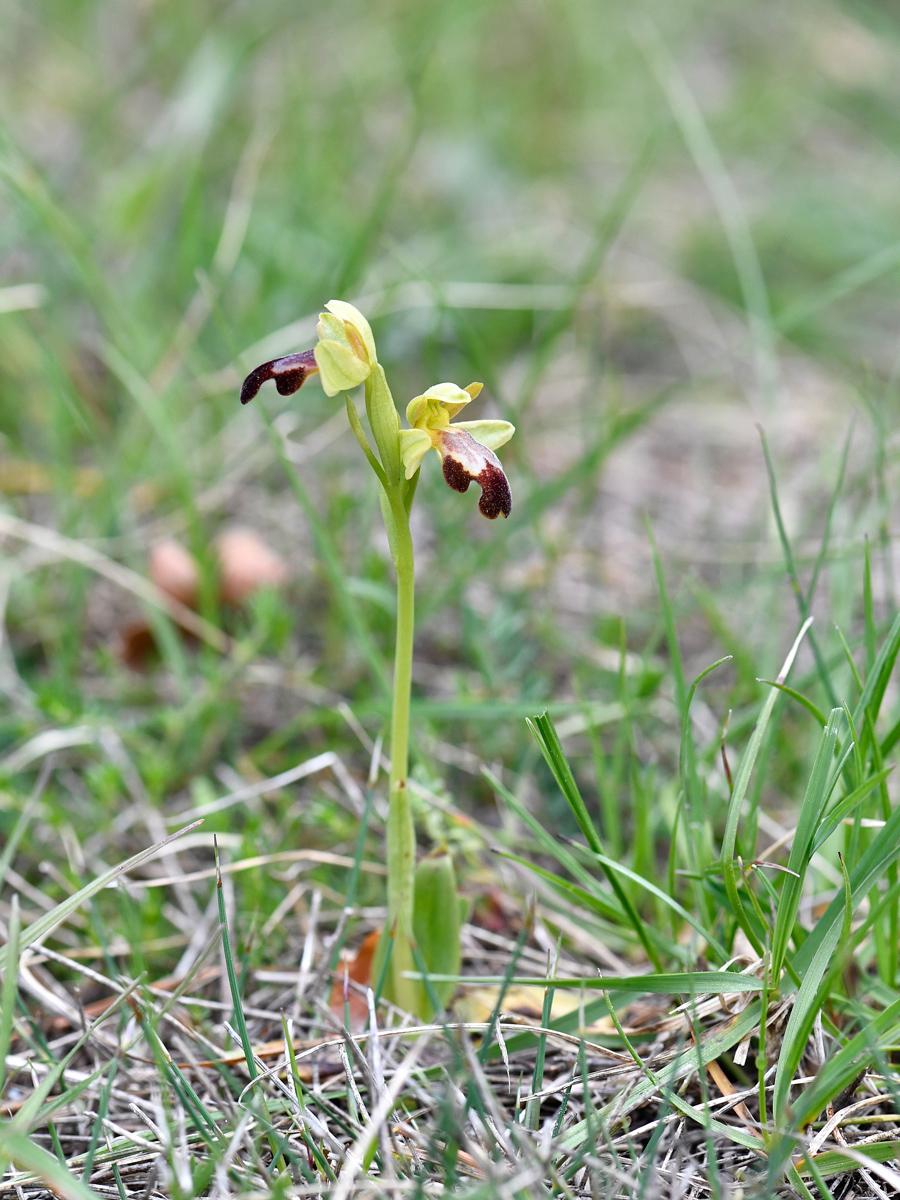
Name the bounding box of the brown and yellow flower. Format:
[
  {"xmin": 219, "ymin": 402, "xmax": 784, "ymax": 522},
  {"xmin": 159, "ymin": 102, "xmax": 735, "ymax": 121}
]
[
  {"xmin": 240, "ymin": 300, "xmax": 376, "ymax": 403},
  {"xmin": 398, "ymin": 382, "xmax": 514, "ymax": 519}
]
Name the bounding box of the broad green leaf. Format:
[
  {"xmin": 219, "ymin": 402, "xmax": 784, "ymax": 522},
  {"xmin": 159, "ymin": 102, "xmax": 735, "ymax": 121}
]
[{"xmin": 412, "ymin": 851, "xmax": 462, "ymax": 1016}]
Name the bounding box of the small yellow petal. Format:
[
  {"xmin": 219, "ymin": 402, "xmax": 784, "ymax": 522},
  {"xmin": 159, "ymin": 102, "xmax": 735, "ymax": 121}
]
[{"xmin": 406, "ymin": 382, "xmax": 475, "ymax": 427}]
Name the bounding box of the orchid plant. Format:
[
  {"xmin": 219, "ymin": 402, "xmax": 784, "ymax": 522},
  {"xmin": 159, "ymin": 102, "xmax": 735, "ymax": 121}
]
[{"xmin": 240, "ymin": 300, "xmax": 514, "ymax": 1016}]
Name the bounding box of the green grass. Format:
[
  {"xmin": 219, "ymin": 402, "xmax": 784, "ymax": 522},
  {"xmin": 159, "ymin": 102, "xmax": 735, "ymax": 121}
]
[{"xmin": 1, "ymin": 0, "xmax": 898, "ymax": 1195}]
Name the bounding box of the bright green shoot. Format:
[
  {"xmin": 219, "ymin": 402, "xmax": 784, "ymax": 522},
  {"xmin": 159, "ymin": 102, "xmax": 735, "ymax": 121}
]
[{"xmin": 239, "ymin": 300, "xmax": 515, "ymax": 1015}]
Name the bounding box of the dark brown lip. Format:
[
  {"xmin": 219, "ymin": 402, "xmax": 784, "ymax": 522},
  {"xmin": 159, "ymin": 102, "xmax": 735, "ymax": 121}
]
[
  {"xmin": 240, "ymin": 349, "xmax": 318, "ymax": 404},
  {"xmin": 441, "ymin": 443, "xmax": 511, "ymax": 519}
]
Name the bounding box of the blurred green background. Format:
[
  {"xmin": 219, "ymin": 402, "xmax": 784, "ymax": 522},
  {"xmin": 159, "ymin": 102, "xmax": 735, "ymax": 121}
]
[{"xmin": 1, "ymin": 0, "xmax": 896, "ymax": 916}]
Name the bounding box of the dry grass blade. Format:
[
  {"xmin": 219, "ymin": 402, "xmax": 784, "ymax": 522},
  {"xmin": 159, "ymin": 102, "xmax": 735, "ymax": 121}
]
[
  {"xmin": 0, "ymin": 821, "xmax": 203, "ymax": 973},
  {"xmin": 330, "ymin": 1033, "xmax": 432, "ymax": 1200}
]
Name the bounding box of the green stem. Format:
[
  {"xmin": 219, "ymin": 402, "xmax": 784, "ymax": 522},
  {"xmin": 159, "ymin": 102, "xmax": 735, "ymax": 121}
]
[
  {"xmin": 344, "ymin": 394, "xmax": 387, "ymax": 488},
  {"xmin": 385, "ymin": 492, "xmax": 417, "ymax": 1012},
  {"xmin": 357, "ymin": 365, "xmax": 418, "ymax": 1012}
]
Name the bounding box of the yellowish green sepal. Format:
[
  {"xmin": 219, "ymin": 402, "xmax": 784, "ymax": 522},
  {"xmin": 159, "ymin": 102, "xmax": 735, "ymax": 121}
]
[
  {"xmin": 314, "ymin": 339, "xmax": 371, "ymax": 396},
  {"xmin": 313, "ymin": 299, "xmax": 377, "ymax": 396},
  {"xmin": 453, "ymin": 418, "xmax": 515, "ymax": 451}
]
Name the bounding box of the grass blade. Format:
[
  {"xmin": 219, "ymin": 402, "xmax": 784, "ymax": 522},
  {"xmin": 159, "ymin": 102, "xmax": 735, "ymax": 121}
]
[
  {"xmin": 0, "ymin": 1127, "xmax": 106, "ymax": 1200},
  {"xmin": 769, "ymin": 710, "xmax": 842, "ymax": 983},
  {"xmin": 527, "ymin": 711, "xmax": 661, "ymax": 968},
  {"xmin": 757, "ymin": 427, "xmax": 838, "ymax": 707},
  {"xmin": 432, "ymin": 971, "xmax": 764, "ymax": 994},
  {"xmin": 772, "ymin": 907, "xmax": 844, "ymax": 1127},
  {"xmin": 0, "ymin": 896, "xmax": 20, "ymax": 1098},
  {"xmin": 767, "ymin": 997, "xmax": 900, "ymax": 1184},
  {"xmin": 721, "ymin": 619, "xmax": 813, "ymax": 952},
  {"xmin": 0, "ymin": 821, "xmax": 202, "ymax": 974},
  {"xmin": 792, "ymin": 799, "xmax": 900, "ymax": 978}
]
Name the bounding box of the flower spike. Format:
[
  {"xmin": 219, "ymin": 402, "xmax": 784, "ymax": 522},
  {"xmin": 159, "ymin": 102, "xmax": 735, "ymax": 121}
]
[
  {"xmin": 398, "ymin": 381, "xmax": 515, "ymax": 519},
  {"xmin": 240, "ymin": 350, "xmax": 318, "ymax": 404}
]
